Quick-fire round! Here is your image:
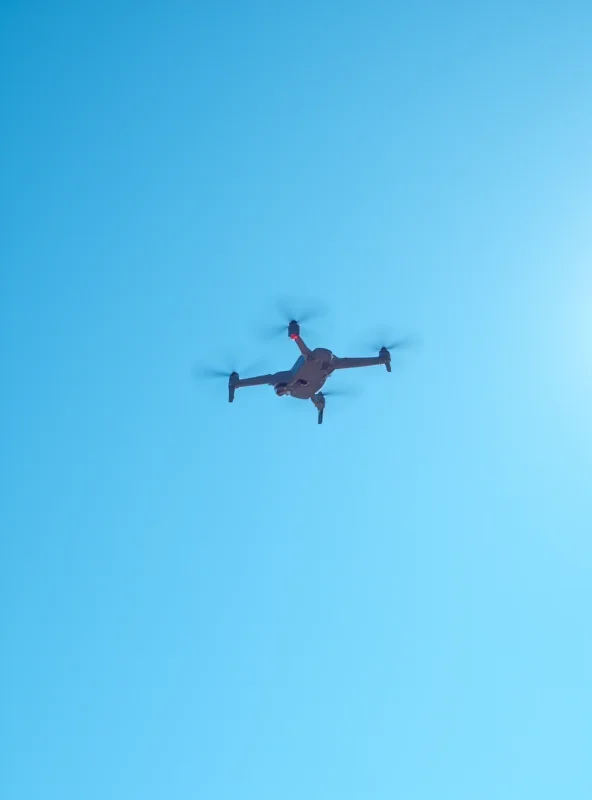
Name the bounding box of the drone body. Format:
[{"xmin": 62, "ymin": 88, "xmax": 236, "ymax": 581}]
[{"xmin": 228, "ymin": 320, "xmax": 392, "ymax": 424}]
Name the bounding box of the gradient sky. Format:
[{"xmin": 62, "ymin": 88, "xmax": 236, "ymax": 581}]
[{"xmin": 2, "ymin": 2, "xmax": 592, "ymax": 799}]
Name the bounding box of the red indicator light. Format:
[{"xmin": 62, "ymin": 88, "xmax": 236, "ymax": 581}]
[{"xmin": 289, "ymin": 334, "xmax": 299, "ymax": 340}]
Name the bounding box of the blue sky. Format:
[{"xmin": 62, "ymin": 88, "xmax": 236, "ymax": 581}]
[{"xmin": 1, "ymin": 2, "xmax": 591, "ymax": 798}]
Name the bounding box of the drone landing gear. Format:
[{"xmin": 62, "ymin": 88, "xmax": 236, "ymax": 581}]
[
  {"xmin": 311, "ymin": 392, "xmax": 326, "ymax": 425},
  {"xmin": 228, "ymin": 372, "xmax": 238, "ymax": 402}
]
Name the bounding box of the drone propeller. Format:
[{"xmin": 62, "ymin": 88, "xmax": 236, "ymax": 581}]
[
  {"xmin": 194, "ymin": 366, "xmax": 234, "ymax": 380},
  {"xmin": 322, "ymin": 385, "xmax": 361, "ymax": 398},
  {"xmin": 362, "ymin": 332, "xmax": 416, "ymax": 353},
  {"xmin": 193, "ymin": 358, "xmax": 265, "ymax": 382},
  {"xmin": 260, "ymin": 298, "xmax": 327, "ymax": 339}
]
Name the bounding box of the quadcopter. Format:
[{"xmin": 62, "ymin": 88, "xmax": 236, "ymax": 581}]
[{"xmin": 219, "ymin": 319, "xmax": 404, "ymax": 424}]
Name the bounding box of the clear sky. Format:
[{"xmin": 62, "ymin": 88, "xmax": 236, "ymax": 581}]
[{"xmin": 1, "ymin": 2, "xmax": 591, "ymax": 798}]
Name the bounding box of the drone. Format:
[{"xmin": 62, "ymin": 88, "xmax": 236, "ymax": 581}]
[{"xmin": 213, "ymin": 318, "xmax": 406, "ymax": 424}]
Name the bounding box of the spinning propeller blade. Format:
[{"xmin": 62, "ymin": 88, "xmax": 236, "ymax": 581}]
[
  {"xmin": 322, "ymin": 385, "xmax": 361, "ymax": 398},
  {"xmin": 193, "ymin": 358, "xmax": 266, "ymax": 382},
  {"xmin": 194, "ymin": 366, "xmax": 233, "ymax": 380},
  {"xmin": 362, "ymin": 331, "xmax": 416, "ymax": 353},
  {"xmin": 259, "ymin": 298, "xmax": 327, "ymax": 339}
]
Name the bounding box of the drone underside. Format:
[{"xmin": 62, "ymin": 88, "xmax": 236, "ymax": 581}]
[{"xmin": 227, "ymin": 320, "xmax": 396, "ymax": 424}]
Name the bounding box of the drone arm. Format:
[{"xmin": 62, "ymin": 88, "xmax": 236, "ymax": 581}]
[
  {"xmin": 332, "ymin": 356, "xmax": 387, "ymax": 370},
  {"xmin": 228, "ymin": 373, "xmax": 274, "ymax": 403},
  {"xmin": 235, "ymin": 374, "xmax": 275, "ymax": 388},
  {"xmin": 292, "ymin": 335, "xmax": 312, "ymax": 357}
]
